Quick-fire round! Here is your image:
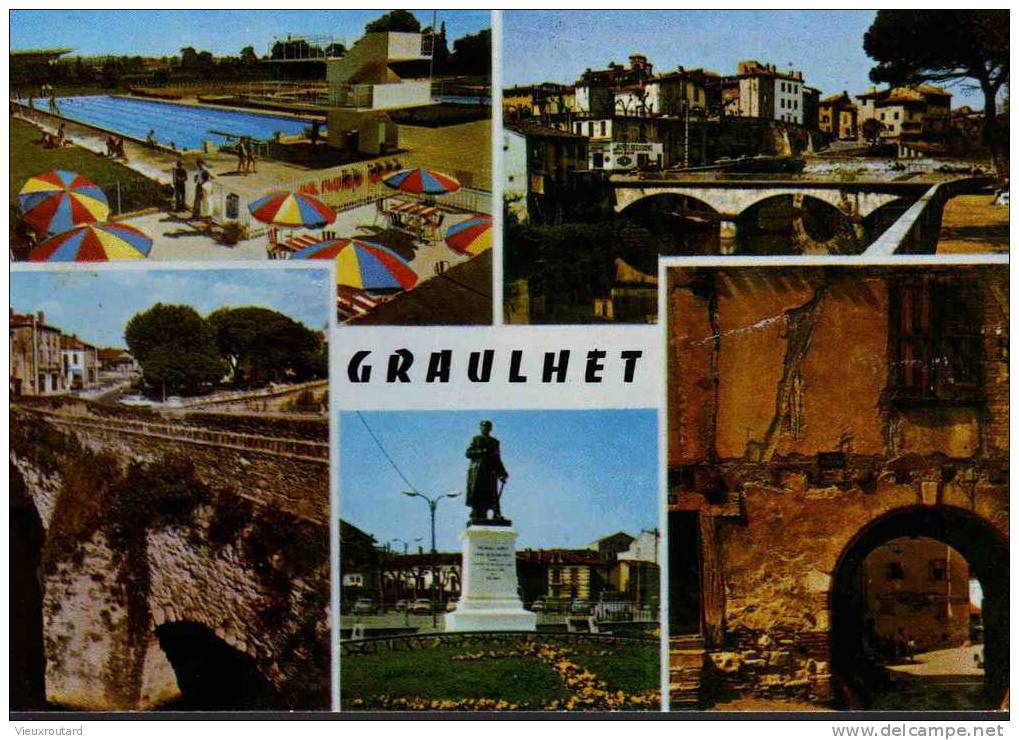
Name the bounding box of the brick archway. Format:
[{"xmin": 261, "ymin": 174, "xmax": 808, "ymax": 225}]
[{"xmin": 829, "ymin": 505, "xmax": 1008, "ymax": 707}]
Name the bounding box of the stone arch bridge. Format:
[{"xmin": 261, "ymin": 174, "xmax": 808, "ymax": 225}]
[
  {"xmin": 10, "ymin": 399, "xmax": 331, "ymax": 710},
  {"xmin": 613, "ymin": 175, "xmax": 986, "ymax": 253}
]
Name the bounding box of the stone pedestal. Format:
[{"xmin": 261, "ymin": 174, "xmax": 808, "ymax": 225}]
[{"xmin": 445, "ymin": 524, "xmax": 536, "ymax": 632}]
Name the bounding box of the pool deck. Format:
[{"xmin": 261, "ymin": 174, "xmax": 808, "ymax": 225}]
[
  {"xmin": 122, "ymin": 202, "xmax": 477, "ymax": 277},
  {"xmin": 15, "ymin": 106, "xmax": 491, "ymax": 200},
  {"xmin": 12, "ymin": 106, "xmax": 492, "ymax": 322}
]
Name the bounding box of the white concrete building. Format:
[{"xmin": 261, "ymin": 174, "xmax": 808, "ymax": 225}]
[
  {"xmin": 61, "ymin": 334, "xmax": 99, "ymax": 391},
  {"xmin": 503, "ymin": 129, "xmax": 529, "ymax": 222},
  {"xmin": 733, "ymin": 60, "xmax": 806, "ymax": 125},
  {"xmin": 325, "ymin": 31, "xmax": 434, "ymax": 111},
  {"xmin": 618, "ymin": 531, "xmax": 659, "ymax": 564}
]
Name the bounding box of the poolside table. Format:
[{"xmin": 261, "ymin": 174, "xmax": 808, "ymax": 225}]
[{"xmin": 384, "ymin": 196, "xmax": 443, "ymax": 241}]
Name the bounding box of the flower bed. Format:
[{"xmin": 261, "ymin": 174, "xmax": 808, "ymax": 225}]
[{"xmin": 343, "ymin": 639, "xmax": 660, "ymax": 711}]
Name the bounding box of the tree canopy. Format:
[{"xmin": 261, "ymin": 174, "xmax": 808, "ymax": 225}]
[
  {"xmin": 860, "ymin": 117, "xmax": 884, "ymax": 147},
  {"xmin": 449, "ymin": 29, "xmax": 491, "ymax": 76},
  {"xmin": 124, "ymin": 304, "xmax": 325, "ymax": 398},
  {"xmin": 864, "ymin": 10, "xmax": 1009, "ymax": 162},
  {"xmin": 365, "ymin": 10, "xmax": 420, "ymax": 34},
  {"xmin": 208, "ymin": 307, "xmax": 326, "ymax": 386},
  {"xmin": 125, "ymin": 304, "xmax": 226, "ymax": 397}
]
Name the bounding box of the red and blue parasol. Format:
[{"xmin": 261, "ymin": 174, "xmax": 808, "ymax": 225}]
[
  {"xmin": 18, "ymin": 170, "xmax": 110, "ymax": 235},
  {"xmin": 383, "ymin": 167, "xmax": 461, "ymax": 195},
  {"xmin": 444, "ymin": 215, "xmax": 492, "ymax": 256},
  {"xmin": 291, "ymin": 238, "xmax": 418, "ymax": 291},
  {"xmin": 28, "ymin": 222, "xmax": 152, "ymax": 262},
  {"xmin": 248, "ymin": 191, "xmax": 336, "ymax": 228}
]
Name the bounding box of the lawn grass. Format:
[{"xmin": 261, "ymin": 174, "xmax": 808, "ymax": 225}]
[
  {"xmin": 341, "ymin": 645, "xmax": 569, "ymax": 708},
  {"xmin": 341, "ymin": 639, "xmax": 660, "ymax": 709},
  {"xmin": 571, "ymin": 643, "xmax": 661, "ymax": 694},
  {"xmin": 10, "ymin": 118, "xmax": 170, "ymax": 214}
]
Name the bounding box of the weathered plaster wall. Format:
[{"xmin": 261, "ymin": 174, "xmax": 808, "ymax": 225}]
[{"xmin": 667, "ymin": 266, "xmax": 1010, "ymax": 706}]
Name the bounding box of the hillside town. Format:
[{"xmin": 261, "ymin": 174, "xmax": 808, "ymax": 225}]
[
  {"xmin": 504, "ymin": 53, "xmax": 998, "ymax": 211},
  {"xmin": 502, "ymin": 15, "xmax": 1009, "ymax": 325}
]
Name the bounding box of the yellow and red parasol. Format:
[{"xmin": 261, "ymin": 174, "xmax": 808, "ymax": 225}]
[
  {"xmin": 18, "ymin": 170, "xmax": 110, "ymax": 235},
  {"xmin": 28, "ymin": 222, "xmax": 152, "ymax": 262}
]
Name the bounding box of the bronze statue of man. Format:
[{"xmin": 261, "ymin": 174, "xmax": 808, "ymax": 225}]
[{"xmin": 465, "ymin": 420, "xmax": 509, "ymax": 522}]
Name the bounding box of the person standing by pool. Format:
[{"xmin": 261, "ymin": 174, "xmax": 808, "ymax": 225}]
[
  {"xmin": 146, "ymin": 130, "xmax": 157, "ymax": 147},
  {"xmin": 172, "ymin": 159, "xmax": 188, "ymax": 213},
  {"xmin": 245, "ymin": 140, "xmax": 257, "ymax": 174},
  {"xmin": 192, "ymin": 159, "xmax": 213, "ymax": 220},
  {"xmin": 234, "ymin": 138, "xmax": 246, "ymax": 175}
]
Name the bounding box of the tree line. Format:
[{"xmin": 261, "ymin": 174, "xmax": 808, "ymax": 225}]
[
  {"xmin": 15, "ymin": 10, "xmax": 491, "ymax": 90},
  {"xmin": 124, "ymin": 304, "xmax": 327, "ymax": 398}
]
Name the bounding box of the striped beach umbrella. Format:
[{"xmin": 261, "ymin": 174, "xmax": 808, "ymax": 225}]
[
  {"xmin": 28, "ymin": 222, "xmax": 152, "ymax": 262},
  {"xmin": 248, "ymin": 191, "xmax": 336, "ymax": 229},
  {"xmin": 444, "ymin": 215, "xmax": 492, "ymax": 256},
  {"xmin": 18, "ymin": 170, "xmax": 110, "ymax": 235},
  {"xmin": 291, "ymin": 238, "xmax": 418, "ymax": 291},
  {"xmin": 383, "ymin": 167, "xmax": 461, "ymax": 195}
]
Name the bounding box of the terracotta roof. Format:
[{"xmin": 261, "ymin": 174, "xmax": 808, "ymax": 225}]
[
  {"xmin": 384, "ymin": 552, "xmax": 461, "ymax": 567},
  {"xmin": 517, "ymin": 548, "xmax": 606, "ymax": 566},
  {"xmin": 61, "ymin": 334, "xmax": 96, "ymax": 351},
  {"xmin": 507, "ymin": 121, "xmax": 587, "ymax": 140},
  {"xmin": 821, "ymin": 92, "xmax": 855, "ymax": 105},
  {"xmin": 97, "ymin": 348, "xmax": 124, "ymax": 362},
  {"xmin": 858, "ymin": 85, "xmax": 952, "ymax": 104}
]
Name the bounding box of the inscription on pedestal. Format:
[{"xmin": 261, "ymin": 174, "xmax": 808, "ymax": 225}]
[{"xmin": 475, "ymin": 542, "xmax": 514, "ymax": 584}]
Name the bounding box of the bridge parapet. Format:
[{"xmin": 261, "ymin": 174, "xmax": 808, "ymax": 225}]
[
  {"xmin": 29, "ymin": 408, "xmax": 329, "ymax": 462},
  {"xmin": 863, "ymin": 177, "xmax": 988, "ymax": 255}
]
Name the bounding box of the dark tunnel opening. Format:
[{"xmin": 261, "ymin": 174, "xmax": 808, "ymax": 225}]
[
  {"xmin": 155, "ymin": 621, "xmax": 283, "ymax": 710},
  {"xmin": 10, "ymin": 463, "xmax": 47, "ymax": 710}
]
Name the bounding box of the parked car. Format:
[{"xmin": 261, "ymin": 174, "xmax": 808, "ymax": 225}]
[
  {"xmin": 410, "ymin": 598, "xmax": 432, "ymax": 614},
  {"xmin": 445, "ymin": 599, "xmax": 458, "ymax": 612},
  {"xmin": 351, "ymin": 598, "xmax": 376, "ymax": 616},
  {"xmin": 530, "ymin": 598, "xmax": 547, "ymax": 612},
  {"xmin": 394, "ymin": 599, "xmax": 410, "ymax": 612}
]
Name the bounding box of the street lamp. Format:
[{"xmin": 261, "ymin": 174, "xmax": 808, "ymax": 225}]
[{"xmin": 403, "ymin": 489, "xmax": 460, "ymax": 628}]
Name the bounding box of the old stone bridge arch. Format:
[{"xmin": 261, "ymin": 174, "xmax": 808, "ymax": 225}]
[
  {"xmin": 830, "ymin": 504, "xmax": 1009, "ymax": 706},
  {"xmin": 614, "ymin": 184, "xmax": 904, "ymax": 221},
  {"xmin": 10, "ymin": 402, "xmax": 330, "ymax": 710}
]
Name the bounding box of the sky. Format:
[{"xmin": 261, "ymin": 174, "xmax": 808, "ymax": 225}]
[
  {"xmin": 9, "ymin": 267, "xmax": 331, "ymax": 348},
  {"xmin": 340, "ymin": 409, "xmax": 658, "ymax": 553},
  {"xmin": 9, "ymin": 10, "xmax": 490, "ymax": 58},
  {"xmin": 503, "ymin": 10, "xmax": 987, "ymax": 108}
]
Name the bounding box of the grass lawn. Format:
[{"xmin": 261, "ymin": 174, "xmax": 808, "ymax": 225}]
[
  {"xmin": 341, "ymin": 639, "xmax": 661, "ymax": 710},
  {"xmin": 341, "ymin": 645, "xmax": 569, "ymax": 708},
  {"xmin": 572, "ymin": 643, "xmax": 661, "ymax": 694},
  {"xmin": 10, "ymin": 118, "xmax": 170, "ymax": 215}
]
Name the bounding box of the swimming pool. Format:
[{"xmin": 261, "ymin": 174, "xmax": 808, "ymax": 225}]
[{"xmin": 41, "ymin": 95, "xmax": 316, "ymax": 150}]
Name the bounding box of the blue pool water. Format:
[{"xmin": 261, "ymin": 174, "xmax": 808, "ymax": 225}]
[{"xmin": 42, "ymin": 95, "xmax": 315, "ymax": 150}]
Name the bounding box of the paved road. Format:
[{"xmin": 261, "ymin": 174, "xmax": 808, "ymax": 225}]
[{"xmin": 887, "ymin": 644, "xmax": 984, "ymax": 677}]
